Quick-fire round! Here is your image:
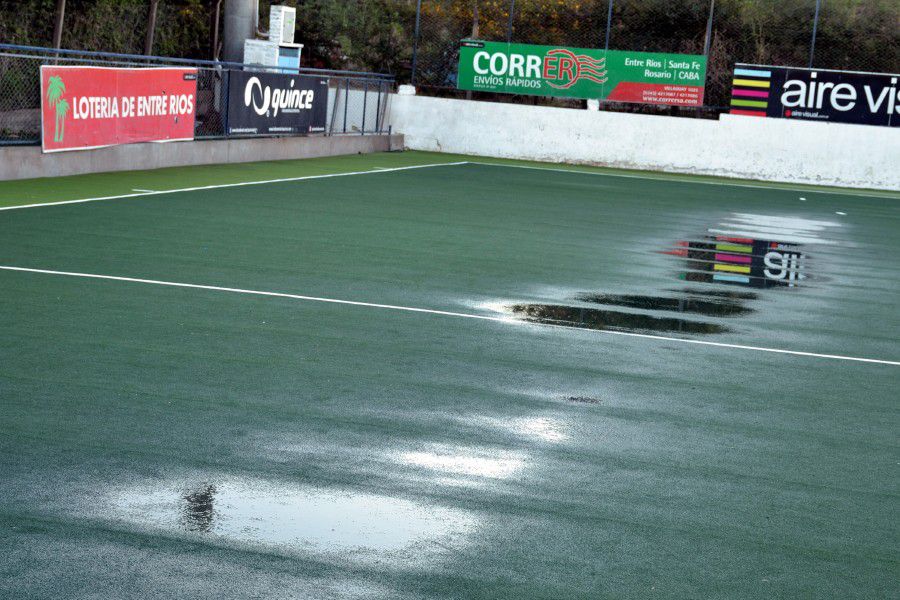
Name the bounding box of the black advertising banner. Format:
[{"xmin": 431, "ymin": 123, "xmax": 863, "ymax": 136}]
[
  {"xmin": 730, "ymin": 64, "xmax": 899, "ymax": 127},
  {"xmin": 227, "ymin": 71, "xmax": 328, "ymax": 135}
]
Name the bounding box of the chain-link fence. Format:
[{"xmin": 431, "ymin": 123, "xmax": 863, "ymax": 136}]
[
  {"xmin": 0, "ymin": 1, "xmax": 215, "ymax": 60},
  {"xmin": 0, "ymin": 44, "xmax": 393, "ymax": 145},
  {"xmin": 410, "ymin": 0, "xmax": 900, "ymax": 114},
  {"xmin": 328, "ymin": 78, "xmax": 392, "ymax": 136},
  {"xmin": 4, "ymin": 1, "xmax": 895, "ymax": 126}
]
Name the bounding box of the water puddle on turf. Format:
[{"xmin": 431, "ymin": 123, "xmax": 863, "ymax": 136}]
[
  {"xmin": 474, "ymin": 213, "xmax": 843, "ymax": 335},
  {"xmin": 108, "ymin": 476, "xmax": 477, "ymax": 556},
  {"xmin": 669, "ymin": 288, "xmax": 759, "ymax": 301},
  {"xmin": 398, "ymin": 447, "xmax": 526, "ymax": 479},
  {"xmin": 461, "ymin": 415, "xmax": 570, "ymax": 443}
]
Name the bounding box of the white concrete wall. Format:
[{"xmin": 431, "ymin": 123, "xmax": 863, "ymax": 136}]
[
  {"xmin": 390, "ymin": 94, "xmax": 900, "ymax": 190},
  {"xmin": 0, "ymin": 134, "xmax": 403, "ymax": 181}
]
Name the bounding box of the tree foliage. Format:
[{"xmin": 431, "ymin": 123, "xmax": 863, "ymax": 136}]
[{"xmin": 0, "ymin": 0, "xmax": 896, "ymax": 98}]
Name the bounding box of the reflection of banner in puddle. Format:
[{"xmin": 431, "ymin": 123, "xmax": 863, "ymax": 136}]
[{"xmin": 667, "ymin": 235, "xmax": 804, "ymax": 288}]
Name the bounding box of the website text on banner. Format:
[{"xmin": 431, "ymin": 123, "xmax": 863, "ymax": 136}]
[
  {"xmin": 457, "ymin": 40, "xmax": 707, "ymax": 107},
  {"xmin": 40, "ymin": 66, "xmax": 197, "ymax": 153},
  {"xmin": 730, "ymin": 64, "xmax": 900, "ymax": 127}
]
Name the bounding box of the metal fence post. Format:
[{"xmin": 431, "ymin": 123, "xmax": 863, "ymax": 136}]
[
  {"xmin": 809, "ymin": 0, "xmax": 821, "ymax": 68},
  {"xmin": 384, "ymin": 81, "xmax": 390, "ymax": 133},
  {"xmin": 506, "ymin": 0, "xmax": 516, "ymax": 43},
  {"xmin": 222, "ymin": 69, "xmax": 230, "ymax": 136},
  {"xmin": 361, "ymin": 81, "xmax": 368, "ymax": 135},
  {"xmin": 703, "ymin": 0, "xmax": 715, "ymax": 56},
  {"xmin": 411, "ymin": 0, "xmax": 422, "ymax": 84},
  {"xmin": 603, "ymin": 0, "xmax": 614, "ymax": 51},
  {"xmin": 375, "ymin": 80, "xmax": 382, "ymax": 133},
  {"xmin": 343, "ymin": 79, "xmax": 349, "ymax": 133},
  {"xmin": 328, "ymin": 77, "xmax": 340, "ymax": 136}
]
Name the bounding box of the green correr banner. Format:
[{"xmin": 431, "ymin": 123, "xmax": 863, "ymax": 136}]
[{"xmin": 457, "ymin": 40, "xmax": 707, "ymax": 106}]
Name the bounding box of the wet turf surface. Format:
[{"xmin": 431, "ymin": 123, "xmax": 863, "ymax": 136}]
[{"xmin": 0, "ymin": 153, "xmax": 898, "ymax": 598}]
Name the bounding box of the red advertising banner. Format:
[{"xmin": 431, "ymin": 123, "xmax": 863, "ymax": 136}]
[{"xmin": 40, "ymin": 66, "xmax": 198, "ymax": 153}]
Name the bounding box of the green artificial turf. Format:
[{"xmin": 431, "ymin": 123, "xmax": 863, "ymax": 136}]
[
  {"xmin": 0, "ymin": 154, "xmax": 897, "ymax": 598},
  {"xmin": 1, "ymin": 150, "xmax": 897, "ymax": 209}
]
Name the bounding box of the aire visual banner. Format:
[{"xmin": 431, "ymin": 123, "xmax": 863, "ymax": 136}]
[
  {"xmin": 457, "ymin": 40, "xmax": 707, "ymax": 106},
  {"xmin": 40, "ymin": 66, "xmax": 198, "ymax": 153},
  {"xmin": 730, "ymin": 64, "xmax": 899, "ymax": 127}
]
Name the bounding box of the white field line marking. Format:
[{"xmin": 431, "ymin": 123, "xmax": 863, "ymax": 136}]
[
  {"xmin": 462, "ymin": 161, "xmax": 896, "ymax": 198},
  {"xmin": 131, "ymin": 189, "xmax": 155, "ymax": 193},
  {"xmin": 0, "ymin": 162, "xmax": 468, "ymax": 212},
  {"xmin": 1, "ymin": 265, "xmax": 898, "ymax": 367}
]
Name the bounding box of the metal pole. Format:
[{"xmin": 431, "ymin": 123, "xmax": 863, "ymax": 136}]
[
  {"xmin": 328, "ymin": 78, "xmax": 340, "ymax": 136},
  {"xmin": 808, "ymin": 0, "xmax": 821, "ymax": 68},
  {"xmin": 603, "ymin": 0, "xmax": 614, "ymax": 51},
  {"xmin": 361, "ymin": 81, "xmax": 368, "ymax": 135},
  {"xmin": 411, "ymin": 0, "xmax": 422, "ymax": 84},
  {"xmin": 506, "ymin": 0, "xmax": 516, "ymax": 43},
  {"xmin": 375, "ymin": 81, "xmax": 382, "ymax": 132},
  {"xmin": 703, "ymin": 0, "xmax": 715, "ymax": 56},
  {"xmin": 343, "ymin": 79, "xmax": 349, "ymax": 133},
  {"xmin": 222, "ymin": 70, "xmax": 230, "ymax": 137}
]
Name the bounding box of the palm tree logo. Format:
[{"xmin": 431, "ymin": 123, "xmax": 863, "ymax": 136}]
[{"xmin": 46, "ymin": 76, "xmax": 70, "ymax": 142}]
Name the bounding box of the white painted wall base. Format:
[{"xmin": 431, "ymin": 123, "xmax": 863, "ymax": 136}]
[
  {"xmin": 0, "ymin": 134, "xmax": 404, "ymax": 181},
  {"xmin": 390, "ymin": 94, "xmax": 899, "ymax": 191}
]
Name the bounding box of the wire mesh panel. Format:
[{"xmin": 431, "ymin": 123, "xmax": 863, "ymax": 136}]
[
  {"xmin": 327, "ymin": 78, "xmax": 392, "ymax": 136},
  {"xmin": 0, "ymin": 53, "xmax": 42, "ymax": 143},
  {"xmin": 0, "ymin": 46, "xmax": 393, "ymax": 145},
  {"xmin": 194, "ymin": 68, "xmax": 227, "ymax": 138},
  {"xmin": 812, "ymin": 1, "xmax": 899, "ymax": 73},
  {"xmin": 0, "ymin": 1, "xmax": 214, "ymax": 59},
  {"xmin": 512, "ymin": 1, "xmax": 607, "ymax": 49},
  {"xmin": 604, "ymin": 0, "xmax": 709, "ymax": 54},
  {"xmin": 409, "ymin": 0, "xmax": 900, "ymax": 114},
  {"xmin": 63, "ymin": 2, "xmax": 148, "ymax": 55},
  {"xmin": 412, "ymin": 0, "xmax": 478, "ymax": 89},
  {"xmin": 0, "ymin": 52, "xmax": 157, "ymax": 144},
  {"xmin": 0, "ymin": 54, "xmax": 227, "ymax": 143}
]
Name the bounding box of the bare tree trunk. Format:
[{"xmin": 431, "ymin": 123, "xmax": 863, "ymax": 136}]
[
  {"xmin": 211, "ymin": 0, "xmax": 223, "ymax": 60},
  {"xmin": 466, "ymin": 2, "xmax": 479, "ymax": 100},
  {"xmin": 703, "ymin": 0, "xmax": 715, "ymax": 56},
  {"xmin": 52, "ymin": 0, "xmax": 66, "ymax": 49},
  {"xmin": 145, "ymin": 0, "xmax": 160, "ymax": 55}
]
